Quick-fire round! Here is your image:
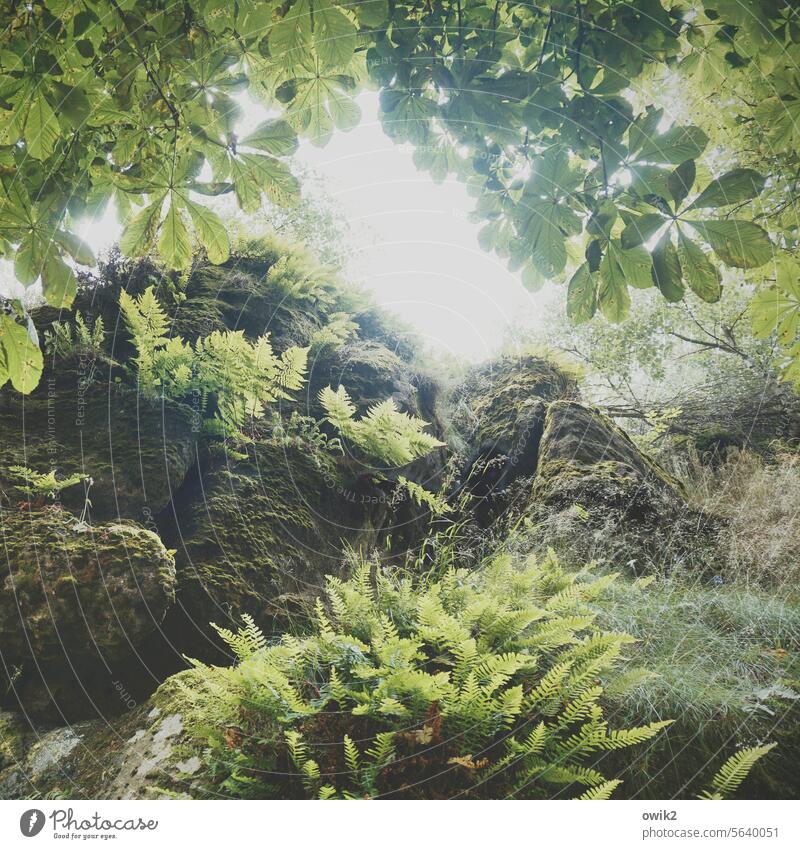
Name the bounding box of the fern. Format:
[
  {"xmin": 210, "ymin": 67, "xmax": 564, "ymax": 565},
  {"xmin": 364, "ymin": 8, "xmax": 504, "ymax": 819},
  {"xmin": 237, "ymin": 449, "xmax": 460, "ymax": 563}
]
[
  {"xmin": 577, "ymin": 780, "xmax": 623, "ymax": 800},
  {"xmin": 8, "ymin": 465, "xmax": 88, "ymax": 500},
  {"xmin": 319, "ymin": 385, "xmax": 444, "ymax": 467},
  {"xmin": 188, "ymin": 550, "xmax": 684, "ymax": 800},
  {"xmin": 119, "ymin": 286, "xmax": 307, "ymax": 435},
  {"xmin": 698, "ymin": 744, "xmax": 776, "ymax": 800},
  {"xmin": 211, "ymin": 614, "xmax": 266, "ymax": 662}
]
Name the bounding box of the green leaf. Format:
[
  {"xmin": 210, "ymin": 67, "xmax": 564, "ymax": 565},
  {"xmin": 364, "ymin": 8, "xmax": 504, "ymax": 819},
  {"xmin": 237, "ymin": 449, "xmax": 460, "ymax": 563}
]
[
  {"xmin": 651, "ymin": 232, "xmax": 684, "ymax": 301},
  {"xmin": 158, "ymin": 200, "xmax": 192, "ymax": 269},
  {"xmin": 750, "ymin": 255, "xmax": 800, "ymax": 343},
  {"xmin": 14, "ymin": 232, "xmax": 49, "ymax": 286},
  {"xmin": 599, "ymin": 249, "xmax": 631, "ymax": 323},
  {"xmin": 327, "ymin": 89, "xmax": 361, "ymax": 131},
  {"xmin": 25, "ymin": 91, "xmax": 60, "ymax": 160},
  {"xmin": 241, "ymin": 119, "xmax": 299, "ymax": 156},
  {"xmin": 313, "ymin": 0, "xmax": 357, "ymax": 71},
  {"xmin": 620, "ymin": 213, "xmax": 665, "ymax": 249},
  {"xmin": 685, "ymin": 169, "xmax": 766, "ymax": 211},
  {"xmin": 270, "ymin": 0, "xmax": 313, "ymax": 68},
  {"xmin": 635, "ymin": 125, "xmax": 708, "ymax": 165},
  {"xmin": 355, "ymin": 0, "xmax": 389, "ymax": 27},
  {"xmin": 55, "ymin": 230, "xmax": 96, "ymax": 266},
  {"xmin": 612, "ymin": 242, "xmax": 653, "ymax": 289},
  {"xmin": 41, "ymin": 252, "xmax": 77, "ymax": 308},
  {"xmin": 238, "ymin": 152, "xmax": 300, "ymax": 207},
  {"xmin": 231, "ymin": 157, "xmax": 261, "ymax": 213},
  {"xmin": 522, "ymin": 200, "xmax": 568, "ymax": 278},
  {"xmin": 0, "ymin": 314, "xmax": 44, "ymax": 393},
  {"xmin": 677, "ymin": 229, "xmax": 721, "ymax": 302},
  {"xmin": 119, "ymin": 195, "xmax": 165, "ymax": 257},
  {"xmin": 688, "ymin": 219, "xmax": 773, "ymax": 269},
  {"xmin": 567, "ymin": 263, "xmax": 597, "ymax": 323},
  {"xmin": 183, "ymin": 197, "xmax": 230, "ymax": 264},
  {"xmin": 668, "ymin": 160, "xmax": 695, "ymax": 207}
]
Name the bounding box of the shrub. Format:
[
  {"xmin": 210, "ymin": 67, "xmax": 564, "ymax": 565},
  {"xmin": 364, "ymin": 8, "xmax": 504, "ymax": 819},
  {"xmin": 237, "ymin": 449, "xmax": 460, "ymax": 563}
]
[
  {"xmin": 190, "ymin": 551, "xmax": 672, "ymax": 799},
  {"xmin": 319, "ymin": 384, "xmax": 444, "ymax": 467}
]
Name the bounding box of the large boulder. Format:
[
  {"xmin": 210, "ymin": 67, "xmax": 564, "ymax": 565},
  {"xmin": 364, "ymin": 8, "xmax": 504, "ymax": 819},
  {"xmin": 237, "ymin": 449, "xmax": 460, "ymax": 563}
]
[
  {"xmin": 529, "ymin": 401, "xmax": 716, "ymax": 570},
  {"xmin": 0, "ymin": 669, "xmax": 229, "ymax": 800},
  {"xmin": 0, "ymin": 380, "xmax": 198, "ymax": 523},
  {"xmin": 0, "ymin": 507, "xmax": 176, "ymax": 720},
  {"xmin": 163, "ymin": 440, "xmax": 388, "ymax": 658},
  {"xmin": 449, "ymin": 353, "xmax": 579, "ymax": 522}
]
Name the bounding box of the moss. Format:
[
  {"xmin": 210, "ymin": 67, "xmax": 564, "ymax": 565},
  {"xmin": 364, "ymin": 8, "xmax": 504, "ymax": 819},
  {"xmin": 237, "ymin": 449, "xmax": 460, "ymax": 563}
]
[
  {"xmin": 526, "ymin": 401, "xmax": 719, "ymax": 572},
  {"xmin": 0, "ymin": 713, "xmax": 29, "ymax": 771},
  {"xmin": 453, "ymin": 353, "xmax": 579, "ymax": 448},
  {"xmin": 533, "ymin": 401, "xmax": 685, "ymax": 505},
  {"xmin": 0, "ymin": 507, "xmax": 176, "ymax": 719},
  {"xmin": 169, "ymin": 440, "xmax": 386, "ymax": 648},
  {"xmin": 0, "ymin": 666, "xmax": 237, "ymax": 799},
  {"xmin": 0, "ymin": 381, "xmax": 197, "ymax": 522}
]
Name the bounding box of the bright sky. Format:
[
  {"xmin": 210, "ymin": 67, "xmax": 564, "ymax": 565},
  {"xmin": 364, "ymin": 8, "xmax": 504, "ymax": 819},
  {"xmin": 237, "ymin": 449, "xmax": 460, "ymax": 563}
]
[
  {"xmin": 2, "ymin": 92, "xmax": 553, "ymax": 361},
  {"xmin": 286, "ymin": 92, "xmax": 546, "ymax": 361}
]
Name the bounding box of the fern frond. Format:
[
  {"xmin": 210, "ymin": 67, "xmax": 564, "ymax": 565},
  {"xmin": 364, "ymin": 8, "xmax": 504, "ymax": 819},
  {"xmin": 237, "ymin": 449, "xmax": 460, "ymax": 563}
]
[{"xmin": 698, "ymin": 744, "xmax": 776, "ymax": 800}]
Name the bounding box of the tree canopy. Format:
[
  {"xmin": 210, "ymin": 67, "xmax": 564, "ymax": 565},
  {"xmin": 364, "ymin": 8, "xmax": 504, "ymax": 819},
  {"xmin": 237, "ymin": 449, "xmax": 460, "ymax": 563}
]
[{"xmin": 1, "ymin": 0, "xmax": 798, "ymax": 393}]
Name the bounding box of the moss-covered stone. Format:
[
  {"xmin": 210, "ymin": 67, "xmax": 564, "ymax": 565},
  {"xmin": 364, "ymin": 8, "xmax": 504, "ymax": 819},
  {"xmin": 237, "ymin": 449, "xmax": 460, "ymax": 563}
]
[
  {"xmin": 453, "ymin": 353, "xmax": 580, "ymax": 451},
  {"xmin": 0, "ymin": 668, "xmax": 232, "ymax": 799},
  {"xmin": 0, "ymin": 380, "xmax": 197, "ymax": 523},
  {"xmin": 529, "ymin": 401, "xmax": 716, "ymax": 571},
  {"xmin": 0, "ymin": 507, "xmax": 176, "ymax": 719},
  {"xmin": 167, "ymin": 441, "xmax": 386, "ymax": 651},
  {"xmin": 447, "ymin": 353, "xmax": 579, "ymax": 524}
]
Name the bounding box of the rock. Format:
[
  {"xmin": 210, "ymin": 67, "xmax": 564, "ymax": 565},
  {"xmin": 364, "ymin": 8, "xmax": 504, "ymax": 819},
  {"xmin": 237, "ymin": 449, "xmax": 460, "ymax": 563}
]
[
  {"xmin": 0, "ymin": 507, "xmax": 176, "ymax": 719},
  {"xmin": 532, "ymin": 400, "xmax": 685, "ymax": 510},
  {"xmin": 0, "ymin": 381, "xmax": 198, "ymax": 523},
  {"xmin": 163, "ymin": 441, "xmax": 386, "ymax": 659},
  {"xmin": 449, "ymin": 353, "xmax": 579, "ymax": 523},
  {"xmin": 0, "ymin": 670, "xmax": 221, "ymax": 799},
  {"xmin": 529, "ymin": 401, "xmax": 715, "ymax": 570}
]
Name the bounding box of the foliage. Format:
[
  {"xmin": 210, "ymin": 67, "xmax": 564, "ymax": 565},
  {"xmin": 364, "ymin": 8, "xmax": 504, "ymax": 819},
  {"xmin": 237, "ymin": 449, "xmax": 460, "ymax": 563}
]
[
  {"xmin": 396, "ymin": 475, "xmax": 452, "ymax": 517},
  {"xmin": 1, "ymin": 1, "xmax": 798, "ymax": 393},
  {"xmin": 266, "ymin": 410, "xmax": 343, "ymax": 456},
  {"xmin": 7, "ymin": 464, "xmax": 88, "ymax": 500},
  {"xmin": 319, "ymin": 384, "xmax": 444, "ymax": 467},
  {"xmin": 119, "ymin": 285, "xmax": 308, "ymax": 434},
  {"xmin": 192, "ymin": 551, "xmax": 673, "ymax": 799},
  {"xmin": 44, "ymin": 312, "xmax": 105, "ymax": 360},
  {"xmin": 750, "ymin": 254, "xmax": 800, "ymax": 389},
  {"xmin": 698, "ymin": 745, "xmax": 777, "ymax": 800}
]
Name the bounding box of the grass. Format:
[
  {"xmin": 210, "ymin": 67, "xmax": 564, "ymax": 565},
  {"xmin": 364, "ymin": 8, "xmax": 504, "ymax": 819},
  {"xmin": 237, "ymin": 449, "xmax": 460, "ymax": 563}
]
[
  {"xmin": 675, "ymin": 446, "xmax": 800, "ymax": 591},
  {"xmin": 592, "ymin": 569, "xmax": 800, "ymax": 798}
]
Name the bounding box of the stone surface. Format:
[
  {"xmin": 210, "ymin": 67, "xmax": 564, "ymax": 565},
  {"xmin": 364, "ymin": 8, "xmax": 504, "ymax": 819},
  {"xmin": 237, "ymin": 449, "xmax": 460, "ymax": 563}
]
[
  {"xmin": 0, "ymin": 381, "xmax": 198, "ymax": 523},
  {"xmin": 529, "ymin": 400, "xmax": 715, "ymax": 570},
  {"xmin": 0, "ymin": 507, "xmax": 176, "ymax": 719}
]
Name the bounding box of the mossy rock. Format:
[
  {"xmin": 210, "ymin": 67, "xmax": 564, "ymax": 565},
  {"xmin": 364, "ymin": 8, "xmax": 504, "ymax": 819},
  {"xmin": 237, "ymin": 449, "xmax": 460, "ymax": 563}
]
[
  {"xmin": 529, "ymin": 401, "xmax": 716, "ymax": 571},
  {"xmin": 453, "ymin": 353, "xmax": 579, "ymax": 450},
  {"xmin": 0, "ymin": 379, "xmax": 197, "ymax": 523},
  {"xmin": 532, "ymin": 400, "xmax": 684, "ymax": 509},
  {"xmin": 446, "ymin": 354, "xmax": 578, "ymax": 524},
  {"xmin": 166, "ymin": 441, "xmax": 386, "ymax": 653},
  {"xmin": 304, "ymin": 339, "xmax": 433, "ymax": 421},
  {"xmin": 0, "ymin": 507, "xmax": 176, "ymax": 720}
]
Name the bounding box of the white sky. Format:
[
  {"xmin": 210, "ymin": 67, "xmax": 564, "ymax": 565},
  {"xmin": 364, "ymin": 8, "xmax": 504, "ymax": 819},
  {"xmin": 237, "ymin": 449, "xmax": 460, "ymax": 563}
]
[{"xmin": 2, "ymin": 92, "xmax": 555, "ymax": 361}]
